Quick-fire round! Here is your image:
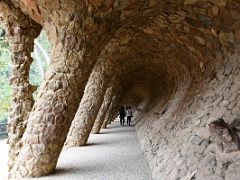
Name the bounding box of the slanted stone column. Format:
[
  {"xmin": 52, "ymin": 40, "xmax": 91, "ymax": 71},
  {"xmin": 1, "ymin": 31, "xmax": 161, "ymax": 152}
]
[
  {"xmin": 102, "ymin": 94, "xmax": 120, "ymax": 129},
  {"xmin": 91, "ymin": 86, "xmax": 115, "ymax": 134},
  {"xmin": 8, "ymin": 9, "xmax": 119, "ymax": 178},
  {"xmin": 65, "ymin": 56, "xmax": 114, "ymax": 147},
  {"xmin": 65, "ymin": 32, "xmax": 133, "ymax": 142},
  {"xmin": 0, "ymin": 1, "xmax": 41, "ymax": 172}
]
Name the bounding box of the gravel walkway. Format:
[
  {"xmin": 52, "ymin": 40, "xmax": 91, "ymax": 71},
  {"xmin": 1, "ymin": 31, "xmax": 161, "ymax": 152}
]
[{"xmin": 0, "ymin": 120, "xmax": 150, "ymax": 180}]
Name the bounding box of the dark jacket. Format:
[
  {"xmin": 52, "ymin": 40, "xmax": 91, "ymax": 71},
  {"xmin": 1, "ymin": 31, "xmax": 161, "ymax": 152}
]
[{"xmin": 119, "ymin": 107, "xmax": 126, "ymax": 117}]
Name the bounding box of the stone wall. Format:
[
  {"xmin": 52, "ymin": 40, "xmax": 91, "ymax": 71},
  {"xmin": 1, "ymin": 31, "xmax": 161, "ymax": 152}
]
[
  {"xmin": 2, "ymin": 0, "xmax": 240, "ymax": 179},
  {"xmin": 135, "ymin": 48, "xmax": 240, "ymax": 180}
]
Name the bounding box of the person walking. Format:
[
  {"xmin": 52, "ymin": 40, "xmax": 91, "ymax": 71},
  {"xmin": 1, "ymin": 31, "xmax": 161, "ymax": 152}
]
[
  {"xmin": 126, "ymin": 106, "xmax": 133, "ymax": 126},
  {"xmin": 119, "ymin": 105, "xmax": 126, "ymax": 126}
]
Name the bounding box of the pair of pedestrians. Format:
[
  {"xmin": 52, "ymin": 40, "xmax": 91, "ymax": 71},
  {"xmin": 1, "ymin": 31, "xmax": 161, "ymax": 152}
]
[{"xmin": 119, "ymin": 105, "xmax": 133, "ymax": 126}]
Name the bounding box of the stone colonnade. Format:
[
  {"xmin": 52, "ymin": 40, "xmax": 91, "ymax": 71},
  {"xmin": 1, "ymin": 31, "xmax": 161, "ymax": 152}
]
[{"xmin": 0, "ymin": 0, "xmax": 240, "ymax": 179}]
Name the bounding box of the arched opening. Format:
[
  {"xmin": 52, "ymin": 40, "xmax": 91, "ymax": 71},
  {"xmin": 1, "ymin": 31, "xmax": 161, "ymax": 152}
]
[
  {"xmin": 30, "ymin": 30, "xmax": 51, "ymax": 98},
  {"xmin": 0, "ymin": 26, "xmax": 11, "ymax": 137},
  {"xmin": 0, "ymin": 28, "xmax": 51, "ymax": 138}
]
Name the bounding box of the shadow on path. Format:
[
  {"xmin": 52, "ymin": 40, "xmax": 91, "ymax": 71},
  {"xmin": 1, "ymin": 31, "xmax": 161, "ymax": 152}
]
[{"xmin": 0, "ymin": 120, "xmax": 150, "ymax": 180}]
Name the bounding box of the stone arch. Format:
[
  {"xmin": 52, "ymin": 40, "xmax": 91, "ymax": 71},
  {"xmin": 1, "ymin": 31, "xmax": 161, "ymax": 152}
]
[{"xmin": 0, "ymin": 0, "xmax": 240, "ymax": 179}]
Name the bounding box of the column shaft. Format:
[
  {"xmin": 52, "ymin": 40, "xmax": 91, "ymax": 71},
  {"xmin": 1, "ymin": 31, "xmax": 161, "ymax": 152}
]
[
  {"xmin": 9, "ymin": 17, "xmax": 112, "ymax": 178},
  {"xmin": 65, "ymin": 59, "xmax": 113, "ymax": 147},
  {"xmin": 0, "ymin": 1, "xmax": 41, "ymax": 172},
  {"xmin": 102, "ymin": 95, "xmax": 120, "ymax": 129},
  {"xmin": 91, "ymin": 86, "xmax": 114, "ymax": 134}
]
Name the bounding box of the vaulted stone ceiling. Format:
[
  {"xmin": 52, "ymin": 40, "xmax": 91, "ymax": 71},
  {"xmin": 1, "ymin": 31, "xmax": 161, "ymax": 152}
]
[{"xmin": 0, "ymin": 0, "xmax": 240, "ymax": 179}]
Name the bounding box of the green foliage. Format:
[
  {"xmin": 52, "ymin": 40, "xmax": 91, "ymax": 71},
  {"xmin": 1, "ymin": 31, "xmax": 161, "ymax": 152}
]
[
  {"xmin": 29, "ymin": 31, "xmax": 50, "ymax": 85},
  {"xmin": 0, "ymin": 26, "xmax": 11, "ymax": 124},
  {"xmin": 0, "ymin": 27, "xmax": 51, "ymax": 124},
  {"xmin": 29, "ymin": 31, "xmax": 50, "ymax": 99}
]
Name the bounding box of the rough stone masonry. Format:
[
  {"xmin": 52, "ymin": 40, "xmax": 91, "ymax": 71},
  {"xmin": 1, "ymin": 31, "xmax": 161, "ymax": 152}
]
[{"xmin": 0, "ymin": 0, "xmax": 240, "ymax": 179}]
